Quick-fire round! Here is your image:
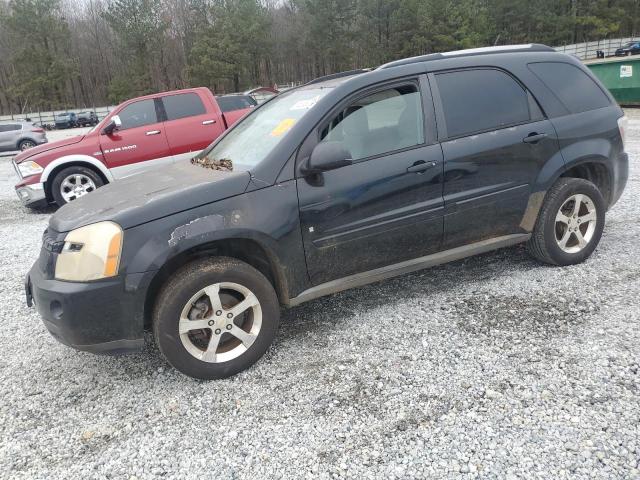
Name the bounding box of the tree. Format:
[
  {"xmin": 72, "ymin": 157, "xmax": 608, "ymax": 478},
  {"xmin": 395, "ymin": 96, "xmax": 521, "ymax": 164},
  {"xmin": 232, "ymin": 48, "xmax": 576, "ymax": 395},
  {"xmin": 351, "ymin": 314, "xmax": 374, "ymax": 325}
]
[
  {"xmin": 187, "ymin": 0, "xmax": 270, "ymax": 93},
  {"xmin": 1, "ymin": 0, "xmax": 77, "ymax": 111},
  {"xmin": 103, "ymin": 0, "xmax": 169, "ymax": 101}
]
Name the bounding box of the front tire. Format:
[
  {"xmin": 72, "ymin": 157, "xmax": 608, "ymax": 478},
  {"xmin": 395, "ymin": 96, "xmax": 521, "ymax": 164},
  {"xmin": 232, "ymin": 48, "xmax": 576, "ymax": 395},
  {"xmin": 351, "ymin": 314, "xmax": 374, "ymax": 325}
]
[
  {"xmin": 153, "ymin": 257, "xmax": 280, "ymax": 380},
  {"xmin": 527, "ymin": 178, "xmax": 605, "ymax": 266},
  {"xmin": 50, "ymin": 166, "xmax": 104, "ymax": 206}
]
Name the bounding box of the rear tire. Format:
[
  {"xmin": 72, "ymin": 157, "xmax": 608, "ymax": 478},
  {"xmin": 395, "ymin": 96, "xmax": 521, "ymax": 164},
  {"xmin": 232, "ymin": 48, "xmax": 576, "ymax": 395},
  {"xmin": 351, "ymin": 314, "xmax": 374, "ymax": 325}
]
[
  {"xmin": 50, "ymin": 165, "xmax": 104, "ymax": 206},
  {"xmin": 527, "ymin": 178, "xmax": 605, "ymax": 266},
  {"xmin": 18, "ymin": 139, "xmax": 36, "ymax": 151},
  {"xmin": 153, "ymin": 257, "xmax": 280, "ymax": 380}
]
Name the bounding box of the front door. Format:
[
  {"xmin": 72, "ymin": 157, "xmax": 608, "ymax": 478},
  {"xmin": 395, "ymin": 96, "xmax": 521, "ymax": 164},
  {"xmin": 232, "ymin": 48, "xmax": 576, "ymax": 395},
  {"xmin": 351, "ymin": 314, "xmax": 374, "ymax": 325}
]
[
  {"xmin": 297, "ymin": 79, "xmax": 445, "ymax": 285},
  {"xmin": 431, "ymin": 68, "xmax": 561, "ymax": 248},
  {"xmin": 100, "ymin": 98, "xmax": 171, "ymax": 178}
]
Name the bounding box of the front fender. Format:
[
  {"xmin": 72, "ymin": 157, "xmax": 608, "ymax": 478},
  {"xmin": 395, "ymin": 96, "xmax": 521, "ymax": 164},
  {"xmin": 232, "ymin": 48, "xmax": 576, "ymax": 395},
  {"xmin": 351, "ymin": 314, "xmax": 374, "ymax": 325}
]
[
  {"xmin": 120, "ymin": 181, "xmax": 308, "ymax": 302},
  {"xmin": 40, "ymin": 154, "xmax": 113, "ymax": 183}
]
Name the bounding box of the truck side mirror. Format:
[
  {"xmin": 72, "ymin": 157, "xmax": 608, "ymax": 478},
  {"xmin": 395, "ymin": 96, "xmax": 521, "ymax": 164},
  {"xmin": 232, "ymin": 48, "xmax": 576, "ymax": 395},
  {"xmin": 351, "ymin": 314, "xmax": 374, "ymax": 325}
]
[
  {"xmin": 304, "ymin": 141, "xmax": 352, "ymax": 174},
  {"xmin": 102, "ymin": 115, "xmax": 122, "ymax": 135}
]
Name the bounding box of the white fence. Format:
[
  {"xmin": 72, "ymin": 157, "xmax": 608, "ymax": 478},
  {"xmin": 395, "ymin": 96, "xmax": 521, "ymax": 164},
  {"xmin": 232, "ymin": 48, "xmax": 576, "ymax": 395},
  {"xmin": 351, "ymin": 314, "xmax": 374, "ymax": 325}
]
[
  {"xmin": 554, "ymin": 37, "xmax": 639, "ymax": 60},
  {"xmin": 0, "ymin": 106, "xmax": 115, "ymax": 125}
]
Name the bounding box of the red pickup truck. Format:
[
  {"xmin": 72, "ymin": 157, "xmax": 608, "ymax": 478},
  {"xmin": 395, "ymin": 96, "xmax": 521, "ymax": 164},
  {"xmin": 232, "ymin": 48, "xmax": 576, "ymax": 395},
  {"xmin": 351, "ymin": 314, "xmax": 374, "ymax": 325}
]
[{"xmin": 12, "ymin": 87, "xmax": 257, "ymax": 207}]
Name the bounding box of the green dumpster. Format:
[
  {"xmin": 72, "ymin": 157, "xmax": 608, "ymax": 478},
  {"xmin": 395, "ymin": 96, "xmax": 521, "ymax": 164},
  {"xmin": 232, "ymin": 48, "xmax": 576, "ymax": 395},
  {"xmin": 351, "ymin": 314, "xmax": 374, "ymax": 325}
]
[{"xmin": 585, "ymin": 56, "xmax": 640, "ymax": 106}]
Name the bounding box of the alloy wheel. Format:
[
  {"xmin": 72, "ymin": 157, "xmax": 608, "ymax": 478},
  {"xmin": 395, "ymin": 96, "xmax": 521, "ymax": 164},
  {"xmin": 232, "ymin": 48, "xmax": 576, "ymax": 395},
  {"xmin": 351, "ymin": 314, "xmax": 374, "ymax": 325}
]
[
  {"xmin": 554, "ymin": 193, "xmax": 597, "ymax": 254},
  {"xmin": 179, "ymin": 282, "xmax": 262, "ymax": 363},
  {"xmin": 60, "ymin": 174, "xmax": 97, "ymax": 202},
  {"xmin": 20, "ymin": 141, "xmax": 35, "ymax": 151}
]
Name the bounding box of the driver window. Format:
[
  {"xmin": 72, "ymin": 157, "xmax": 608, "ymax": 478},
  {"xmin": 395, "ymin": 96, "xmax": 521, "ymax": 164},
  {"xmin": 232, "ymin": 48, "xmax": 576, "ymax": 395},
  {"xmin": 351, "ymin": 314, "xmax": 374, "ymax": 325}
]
[
  {"xmin": 320, "ymin": 84, "xmax": 424, "ymax": 161},
  {"xmin": 117, "ymin": 99, "xmax": 158, "ymax": 130}
]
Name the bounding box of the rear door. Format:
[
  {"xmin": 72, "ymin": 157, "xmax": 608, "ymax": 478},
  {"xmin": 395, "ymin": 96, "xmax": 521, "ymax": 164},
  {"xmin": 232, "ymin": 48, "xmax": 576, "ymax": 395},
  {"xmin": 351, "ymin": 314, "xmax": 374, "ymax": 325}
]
[
  {"xmin": 100, "ymin": 98, "xmax": 171, "ymax": 178},
  {"xmin": 297, "ymin": 77, "xmax": 444, "ymax": 285},
  {"xmin": 430, "ymin": 68, "xmax": 560, "ymax": 249},
  {"xmin": 0, "ymin": 124, "xmax": 20, "ymax": 150},
  {"xmin": 160, "ymin": 91, "xmax": 225, "ymax": 162}
]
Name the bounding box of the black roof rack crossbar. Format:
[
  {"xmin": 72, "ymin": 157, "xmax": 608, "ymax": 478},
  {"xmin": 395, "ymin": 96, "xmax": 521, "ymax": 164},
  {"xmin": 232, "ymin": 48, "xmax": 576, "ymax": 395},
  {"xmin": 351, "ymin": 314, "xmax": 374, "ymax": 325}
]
[
  {"xmin": 377, "ymin": 44, "xmax": 555, "ymax": 70},
  {"xmin": 306, "ymin": 69, "xmax": 370, "ymax": 85}
]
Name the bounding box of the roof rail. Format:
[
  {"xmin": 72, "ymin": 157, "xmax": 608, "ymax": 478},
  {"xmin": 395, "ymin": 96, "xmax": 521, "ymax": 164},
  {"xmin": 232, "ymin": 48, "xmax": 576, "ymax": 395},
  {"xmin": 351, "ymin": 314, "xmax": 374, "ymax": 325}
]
[
  {"xmin": 377, "ymin": 44, "xmax": 555, "ymax": 70},
  {"xmin": 306, "ymin": 69, "xmax": 370, "ymax": 85}
]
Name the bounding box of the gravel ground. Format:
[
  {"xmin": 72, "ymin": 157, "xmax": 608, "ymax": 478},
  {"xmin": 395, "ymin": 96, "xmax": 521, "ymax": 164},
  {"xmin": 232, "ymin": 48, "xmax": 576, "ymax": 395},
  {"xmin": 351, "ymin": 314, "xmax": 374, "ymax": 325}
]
[{"xmin": 0, "ymin": 113, "xmax": 639, "ymax": 479}]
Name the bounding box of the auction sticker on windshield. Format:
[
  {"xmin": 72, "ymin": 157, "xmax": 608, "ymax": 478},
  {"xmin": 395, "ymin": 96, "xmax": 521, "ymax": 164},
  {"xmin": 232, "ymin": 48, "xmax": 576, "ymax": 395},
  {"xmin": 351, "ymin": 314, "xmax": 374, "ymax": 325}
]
[
  {"xmin": 290, "ymin": 96, "xmax": 320, "ymax": 111},
  {"xmin": 270, "ymin": 118, "xmax": 296, "ymax": 137}
]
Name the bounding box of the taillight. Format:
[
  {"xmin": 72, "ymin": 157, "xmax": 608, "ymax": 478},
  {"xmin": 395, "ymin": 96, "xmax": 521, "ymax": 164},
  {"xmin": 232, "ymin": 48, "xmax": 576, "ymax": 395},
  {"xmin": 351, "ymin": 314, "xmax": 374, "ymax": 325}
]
[
  {"xmin": 31, "ymin": 128, "xmax": 45, "ymax": 133},
  {"xmin": 617, "ymin": 116, "xmax": 628, "ymax": 150}
]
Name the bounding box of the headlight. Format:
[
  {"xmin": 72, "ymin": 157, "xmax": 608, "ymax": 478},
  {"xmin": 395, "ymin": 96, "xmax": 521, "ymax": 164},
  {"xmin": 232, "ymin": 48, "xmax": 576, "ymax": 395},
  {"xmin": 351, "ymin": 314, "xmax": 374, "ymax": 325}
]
[
  {"xmin": 18, "ymin": 161, "xmax": 43, "ymax": 177},
  {"xmin": 55, "ymin": 221, "xmax": 123, "ymax": 281}
]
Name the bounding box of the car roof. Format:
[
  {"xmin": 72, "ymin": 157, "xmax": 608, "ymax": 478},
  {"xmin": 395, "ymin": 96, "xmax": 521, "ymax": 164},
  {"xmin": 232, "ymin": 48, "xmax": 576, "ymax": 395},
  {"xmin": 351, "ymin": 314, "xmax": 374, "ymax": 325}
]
[{"xmin": 306, "ymin": 44, "xmax": 556, "ymax": 87}]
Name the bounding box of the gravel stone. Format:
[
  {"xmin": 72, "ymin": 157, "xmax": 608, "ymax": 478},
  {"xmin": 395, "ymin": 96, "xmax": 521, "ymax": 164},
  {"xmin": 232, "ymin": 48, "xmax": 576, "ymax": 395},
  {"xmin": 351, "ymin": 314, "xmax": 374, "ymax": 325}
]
[{"xmin": 0, "ymin": 112, "xmax": 639, "ymax": 479}]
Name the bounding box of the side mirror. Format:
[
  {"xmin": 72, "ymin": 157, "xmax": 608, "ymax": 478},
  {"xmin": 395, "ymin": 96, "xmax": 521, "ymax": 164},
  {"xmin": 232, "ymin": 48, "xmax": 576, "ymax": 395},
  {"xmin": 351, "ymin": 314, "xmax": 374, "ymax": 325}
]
[
  {"xmin": 102, "ymin": 115, "xmax": 122, "ymax": 135},
  {"xmin": 305, "ymin": 141, "xmax": 352, "ymax": 174}
]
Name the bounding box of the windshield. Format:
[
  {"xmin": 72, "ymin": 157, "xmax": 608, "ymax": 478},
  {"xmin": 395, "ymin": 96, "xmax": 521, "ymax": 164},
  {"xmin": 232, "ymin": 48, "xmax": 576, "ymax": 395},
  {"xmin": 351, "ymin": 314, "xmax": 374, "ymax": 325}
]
[
  {"xmin": 195, "ymin": 87, "xmax": 331, "ymax": 171},
  {"xmin": 56, "ymin": 114, "xmax": 69, "ymax": 119}
]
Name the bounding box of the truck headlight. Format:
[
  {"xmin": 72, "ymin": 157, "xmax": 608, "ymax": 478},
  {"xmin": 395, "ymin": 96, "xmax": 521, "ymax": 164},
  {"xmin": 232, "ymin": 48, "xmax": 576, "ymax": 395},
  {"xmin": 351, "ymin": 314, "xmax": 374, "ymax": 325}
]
[
  {"xmin": 55, "ymin": 221, "xmax": 123, "ymax": 281},
  {"xmin": 18, "ymin": 161, "xmax": 43, "ymax": 177}
]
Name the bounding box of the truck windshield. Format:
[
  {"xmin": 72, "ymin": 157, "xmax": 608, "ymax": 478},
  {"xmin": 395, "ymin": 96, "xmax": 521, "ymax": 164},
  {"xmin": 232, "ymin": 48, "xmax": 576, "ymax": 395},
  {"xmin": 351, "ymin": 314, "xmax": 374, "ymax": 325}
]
[{"xmin": 195, "ymin": 87, "xmax": 331, "ymax": 171}]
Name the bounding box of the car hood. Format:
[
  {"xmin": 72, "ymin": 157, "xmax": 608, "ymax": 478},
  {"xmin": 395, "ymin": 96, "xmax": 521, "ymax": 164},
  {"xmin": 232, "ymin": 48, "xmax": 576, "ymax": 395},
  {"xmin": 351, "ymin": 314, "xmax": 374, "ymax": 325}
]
[
  {"xmin": 14, "ymin": 135, "xmax": 85, "ymax": 163},
  {"xmin": 49, "ymin": 161, "xmax": 252, "ymax": 232}
]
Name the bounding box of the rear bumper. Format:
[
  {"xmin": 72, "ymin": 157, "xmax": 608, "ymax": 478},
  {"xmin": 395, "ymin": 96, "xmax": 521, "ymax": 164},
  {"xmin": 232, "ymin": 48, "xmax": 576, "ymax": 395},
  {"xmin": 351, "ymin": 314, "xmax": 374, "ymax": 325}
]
[
  {"xmin": 27, "ymin": 263, "xmax": 154, "ymax": 354},
  {"xmin": 610, "ymin": 151, "xmax": 629, "ymax": 208}
]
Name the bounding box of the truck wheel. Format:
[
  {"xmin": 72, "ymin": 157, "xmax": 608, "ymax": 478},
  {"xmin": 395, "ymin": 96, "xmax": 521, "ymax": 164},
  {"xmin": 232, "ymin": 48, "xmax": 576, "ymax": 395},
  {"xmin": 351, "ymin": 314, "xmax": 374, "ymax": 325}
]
[
  {"xmin": 50, "ymin": 166, "xmax": 104, "ymax": 206},
  {"xmin": 18, "ymin": 139, "xmax": 36, "ymax": 151},
  {"xmin": 527, "ymin": 178, "xmax": 605, "ymax": 266},
  {"xmin": 153, "ymin": 257, "xmax": 280, "ymax": 380}
]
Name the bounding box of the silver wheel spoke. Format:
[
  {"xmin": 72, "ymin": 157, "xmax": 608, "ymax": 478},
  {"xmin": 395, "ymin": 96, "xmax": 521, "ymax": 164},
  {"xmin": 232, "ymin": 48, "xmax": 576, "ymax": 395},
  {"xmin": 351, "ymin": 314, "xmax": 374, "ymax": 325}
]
[
  {"xmin": 229, "ymin": 293, "xmax": 259, "ymax": 318},
  {"xmin": 578, "ymin": 211, "xmax": 596, "ymax": 223},
  {"xmin": 204, "ymin": 284, "xmax": 223, "ymax": 312},
  {"xmin": 179, "ymin": 318, "xmax": 210, "ymax": 334},
  {"xmin": 575, "ymin": 230, "xmax": 588, "ymax": 248},
  {"xmin": 202, "ymin": 334, "xmax": 222, "ymax": 362},
  {"xmin": 228, "ymin": 325, "xmax": 257, "ymax": 348},
  {"xmin": 558, "ymin": 229, "xmax": 572, "ymax": 248},
  {"xmin": 556, "ymin": 211, "xmax": 571, "ymax": 225},
  {"xmin": 572, "ymin": 194, "xmax": 583, "ymax": 216}
]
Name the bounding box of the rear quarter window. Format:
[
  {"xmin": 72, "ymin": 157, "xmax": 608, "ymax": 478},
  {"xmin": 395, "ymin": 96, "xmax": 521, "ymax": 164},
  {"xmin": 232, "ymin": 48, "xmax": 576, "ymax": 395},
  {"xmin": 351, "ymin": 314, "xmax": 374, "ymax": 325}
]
[{"xmin": 528, "ymin": 62, "xmax": 611, "ymax": 114}]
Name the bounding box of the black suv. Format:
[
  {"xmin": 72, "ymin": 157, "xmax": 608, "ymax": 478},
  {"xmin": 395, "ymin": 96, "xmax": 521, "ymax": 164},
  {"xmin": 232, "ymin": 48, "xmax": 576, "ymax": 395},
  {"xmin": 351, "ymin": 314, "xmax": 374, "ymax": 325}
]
[
  {"xmin": 26, "ymin": 45, "xmax": 628, "ymax": 379},
  {"xmin": 77, "ymin": 111, "xmax": 99, "ymax": 127}
]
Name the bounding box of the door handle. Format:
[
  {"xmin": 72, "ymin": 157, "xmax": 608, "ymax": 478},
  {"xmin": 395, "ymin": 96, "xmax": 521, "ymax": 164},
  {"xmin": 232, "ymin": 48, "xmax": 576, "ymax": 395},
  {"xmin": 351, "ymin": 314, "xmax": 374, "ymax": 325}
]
[
  {"xmin": 523, "ymin": 132, "xmax": 548, "ymax": 144},
  {"xmin": 202, "ymin": 119, "xmax": 217, "ymax": 125},
  {"xmin": 146, "ymin": 130, "xmax": 161, "ymax": 136},
  {"xmin": 406, "ymin": 161, "xmax": 436, "ymax": 173}
]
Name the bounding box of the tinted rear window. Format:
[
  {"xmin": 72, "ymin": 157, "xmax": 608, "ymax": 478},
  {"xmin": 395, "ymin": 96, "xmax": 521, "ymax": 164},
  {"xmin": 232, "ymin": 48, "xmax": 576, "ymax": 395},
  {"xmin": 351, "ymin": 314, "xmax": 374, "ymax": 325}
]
[
  {"xmin": 216, "ymin": 95, "xmax": 257, "ymax": 113},
  {"xmin": 163, "ymin": 93, "xmax": 207, "ymax": 121},
  {"xmin": 435, "ymin": 69, "xmax": 530, "ymax": 138},
  {"xmin": 528, "ymin": 62, "xmax": 610, "ymax": 114}
]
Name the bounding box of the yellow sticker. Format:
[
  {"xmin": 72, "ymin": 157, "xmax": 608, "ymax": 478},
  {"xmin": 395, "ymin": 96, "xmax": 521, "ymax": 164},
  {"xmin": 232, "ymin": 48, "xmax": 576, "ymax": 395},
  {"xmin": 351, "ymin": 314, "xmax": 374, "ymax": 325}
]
[{"xmin": 270, "ymin": 118, "xmax": 296, "ymax": 137}]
